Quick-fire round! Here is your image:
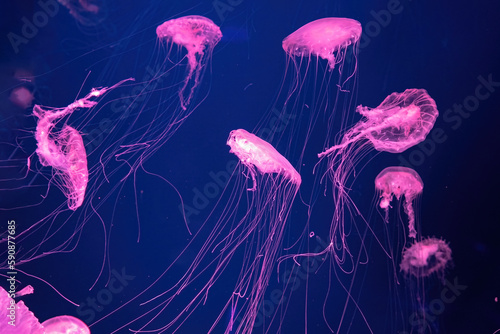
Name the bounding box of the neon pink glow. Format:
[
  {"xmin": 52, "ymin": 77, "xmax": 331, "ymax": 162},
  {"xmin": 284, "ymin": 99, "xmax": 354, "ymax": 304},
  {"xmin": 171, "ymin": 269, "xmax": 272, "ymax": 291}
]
[
  {"xmin": 156, "ymin": 15, "xmax": 222, "ymax": 110},
  {"xmin": 227, "ymin": 129, "xmax": 301, "ymax": 189},
  {"xmin": 375, "ymin": 166, "xmax": 423, "ymax": 238},
  {"xmin": 41, "ymin": 315, "xmax": 90, "ymax": 334},
  {"xmin": 400, "ymin": 237, "xmax": 452, "ymax": 278},
  {"xmin": 319, "ymin": 89, "xmax": 439, "ymax": 157},
  {"xmin": 33, "ymin": 80, "xmax": 127, "ymax": 210},
  {"xmin": 282, "ymin": 17, "xmax": 361, "ymax": 70},
  {"xmin": 0, "ymin": 286, "xmax": 44, "ymax": 334}
]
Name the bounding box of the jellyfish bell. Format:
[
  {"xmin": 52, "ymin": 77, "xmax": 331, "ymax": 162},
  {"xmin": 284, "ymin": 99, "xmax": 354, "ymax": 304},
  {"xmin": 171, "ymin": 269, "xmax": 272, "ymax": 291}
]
[
  {"xmin": 375, "ymin": 166, "xmax": 423, "ymax": 238},
  {"xmin": 156, "ymin": 15, "xmax": 222, "ymax": 109},
  {"xmin": 283, "ymin": 17, "xmax": 362, "ymax": 70},
  {"xmin": 227, "ymin": 129, "xmax": 301, "ymax": 189},
  {"xmin": 41, "ymin": 315, "xmax": 90, "ymax": 334},
  {"xmin": 319, "ymin": 88, "xmax": 439, "ymax": 157},
  {"xmin": 400, "ymin": 237, "xmax": 452, "ymax": 279}
]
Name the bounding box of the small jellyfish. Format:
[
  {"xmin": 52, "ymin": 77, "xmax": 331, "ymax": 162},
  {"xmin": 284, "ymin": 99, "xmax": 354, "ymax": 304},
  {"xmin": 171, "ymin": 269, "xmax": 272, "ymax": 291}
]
[
  {"xmin": 282, "ymin": 17, "xmax": 362, "ymax": 70},
  {"xmin": 375, "ymin": 166, "xmax": 424, "ymax": 238},
  {"xmin": 319, "ymin": 89, "xmax": 439, "ymax": 157},
  {"xmin": 157, "ymin": 15, "xmax": 222, "ymax": 109},
  {"xmin": 400, "ymin": 237, "xmax": 452, "ymax": 278}
]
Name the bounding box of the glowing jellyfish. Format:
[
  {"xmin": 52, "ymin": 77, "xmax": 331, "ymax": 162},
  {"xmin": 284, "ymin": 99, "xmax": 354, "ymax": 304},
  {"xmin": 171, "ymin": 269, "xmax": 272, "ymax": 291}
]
[
  {"xmin": 375, "ymin": 166, "xmax": 424, "ymax": 238},
  {"xmin": 33, "ymin": 86, "xmax": 109, "ymax": 210},
  {"xmin": 319, "ymin": 88, "xmax": 439, "ymax": 157},
  {"xmin": 105, "ymin": 129, "xmax": 300, "ymax": 333},
  {"xmin": 400, "ymin": 237, "xmax": 452, "ymax": 278},
  {"xmin": 157, "ymin": 15, "xmax": 222, "ymax": 110},
  {"xmin": 42, "ymin": 315, "xmax": 90, "ymax": 334},
  {"xmin": 283, "ymin": 17, "xmax": 362, "ymax": 70},
  {"xmin": 0, "ymin": 286, "xmax": 89, "ymax": 334}
]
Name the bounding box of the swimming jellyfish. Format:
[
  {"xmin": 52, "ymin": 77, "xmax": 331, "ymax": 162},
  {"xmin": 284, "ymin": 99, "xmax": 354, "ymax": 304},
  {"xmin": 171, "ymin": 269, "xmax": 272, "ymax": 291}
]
[
  {"xmin": 400, "ymin": 237, "xmax": 452, "ymax": 278},
  {"xmin": 282, "ymin": 17, "xmax": 362, "ymax": 70},
  {"xmin": 156, "ymin": 15, "xmax": 222, "ymax": 110},
  {"xmin": 0, "ymin": 286, "xmax": 89, "ymax": 333},
  {"xmin": 33, "ymin": 83, "xmax": 124, "ymax": 210},
  {"xmin": 319, "ymin": 88, "xmax": 439, "ymax": 157},
  {"xmin": 106, "ymin": 129, "xmax": 301, "ymax": 333},
  {"xmin": 375, "ymin": 166, "xmax": 424, "ymax": 238}
]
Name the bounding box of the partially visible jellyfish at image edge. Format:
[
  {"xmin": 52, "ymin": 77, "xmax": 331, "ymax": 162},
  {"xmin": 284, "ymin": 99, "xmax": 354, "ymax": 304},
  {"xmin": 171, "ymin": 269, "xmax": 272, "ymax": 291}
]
[
  {"xmin": 105, "ymin": 129, "xmax": 301, "ymax": 333},
  {"xmin": 0, "ymin": 285, "xmax": 90, "ymax": 333},
  {"xmin": 316, "ymin": 89, "xmax": 438, "ymax": 263},
  {"xmin": 400, "ymin": 237, "xmax": 452, "ymax": 279},
  {"xmin": 375, "ymin": 166, "xmax": 424, "ymax": 238}
]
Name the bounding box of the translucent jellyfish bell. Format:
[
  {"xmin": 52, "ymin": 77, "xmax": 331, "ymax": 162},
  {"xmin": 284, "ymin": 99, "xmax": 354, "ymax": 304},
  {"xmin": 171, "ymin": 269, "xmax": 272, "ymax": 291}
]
[
  {"xmin": 319, "ymin": 89, "xmax": 439, "ymax": 157},
  {"xmin": 400, "ymin": 237, "xmax": 452, "ymax": 278},
  {"xmin": 282, "ymin": 17, "xmax": 362, "ymax": 70},
  {"xmin": 156, "ymin": 15, "xmax": 222, "ymax": 109},
  {"xmin": 375, "ymin": 166, "xmax": 423, "ymax": 238}
]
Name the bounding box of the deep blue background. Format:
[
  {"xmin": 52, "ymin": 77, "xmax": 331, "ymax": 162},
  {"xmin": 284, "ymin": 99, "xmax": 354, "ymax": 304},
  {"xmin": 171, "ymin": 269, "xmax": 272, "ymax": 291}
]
[{"xmin": 1, "ymin": 0, "xmax": 499, "ymax": 333}]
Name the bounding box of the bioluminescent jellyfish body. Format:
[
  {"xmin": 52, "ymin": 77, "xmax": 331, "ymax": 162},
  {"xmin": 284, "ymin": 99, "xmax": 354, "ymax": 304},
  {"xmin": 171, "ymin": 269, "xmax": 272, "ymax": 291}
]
[
  {"xmin": 157, "ymin": 15, "xmax": 222, "ymax": 110},
  {"xmin": 41, "ymin": 315, "xmax": 90, "ymax": 334},
  {"xmin": 105, "ymin": 129, "xmax": 300, "ymax": 333},
  {"xmin": 282, "ymin": 17, "xmax": 362, "ymax": 70},
  {"xmin": 319, "ymin": 89, "xmax": 439, "ymax": 157},
  {"xmin": 400, "ymin": 237, "xmax": 452, "ymax": 278},
  {"xmin": 33, "ymin": 85, "xmax": 115, "ymax": 210},
  {"xmin": 375, "ymin": 166, "xmax": 424, "ymax": 238},
  {"xmin": 0, "ymin": 286, "xmax": 89, "ymax": 333}
]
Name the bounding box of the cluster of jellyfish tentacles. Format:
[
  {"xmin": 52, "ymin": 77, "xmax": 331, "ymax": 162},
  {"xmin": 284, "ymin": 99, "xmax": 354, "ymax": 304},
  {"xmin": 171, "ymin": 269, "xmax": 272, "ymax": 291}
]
[{"xmin": 2, "ymin": 14, "xmax": 453, "ymax": 334}]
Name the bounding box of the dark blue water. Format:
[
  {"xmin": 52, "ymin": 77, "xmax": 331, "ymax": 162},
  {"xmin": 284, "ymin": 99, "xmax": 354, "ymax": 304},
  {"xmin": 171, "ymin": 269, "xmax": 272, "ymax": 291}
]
[{"xmin": 1, "ymin": 0, "xmax": 499, "ymax": 333}]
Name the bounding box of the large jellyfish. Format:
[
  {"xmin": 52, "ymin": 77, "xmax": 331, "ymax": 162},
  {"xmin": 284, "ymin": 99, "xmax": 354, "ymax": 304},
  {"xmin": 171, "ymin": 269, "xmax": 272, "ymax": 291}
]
[
  {"xmin": 100, "ymin": 129, "xmax": 301, "ymax": 333},
  {"xmin": 156, "ymin": 15, "xmax": 222, "ymax": 110},
  {"xmin": 375, "ymin": 166, "xmax": 424, "ymax": 238}
]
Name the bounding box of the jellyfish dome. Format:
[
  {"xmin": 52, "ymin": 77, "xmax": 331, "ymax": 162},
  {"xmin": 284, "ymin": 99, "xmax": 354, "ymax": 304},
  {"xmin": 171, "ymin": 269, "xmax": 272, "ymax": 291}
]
[
  {"xmin": 375, "ymin": 166, "xmax": 423, "ymax": 238},
  {"xmin": 283, "ymin": 17, "xmax": 362, "ymax": 70},
  {"xmin": 227, "ymin": 129, "xmax": 301, "ymax": 188},
  {"xmin": 319, "ymin": 89, "xmax": 439, "ymax": 157},
  {"xmin": 0, "ymin": 286, "xmax": 44, "ymax": 334},
  {"xmin": 400, "ymin": 237, "xmax": 452, "ymax": 278},
  {"xmin": 41, "ymin": 315, "xmax": 90, "ymax": 334},
  {"xmin": 157, "ymin": 15, "xmax": 222, "ymax": 109}
]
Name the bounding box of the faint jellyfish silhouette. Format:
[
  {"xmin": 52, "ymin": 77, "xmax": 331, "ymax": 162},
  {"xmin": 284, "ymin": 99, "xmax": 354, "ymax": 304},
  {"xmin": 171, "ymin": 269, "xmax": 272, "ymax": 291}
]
[
  {"xmin": 375, "ymin": 166, "xmax": 424, "ymax": 238},
  {"xmin": 106, "ymin": 129, "xmax": 300, "ymax": 333},
  {"xmin": 283, "ymin": 17, "xmax": 362, "ymax": 70},
  {"xmin": 400, "ymin": 237, "xmax": 452, "ymax": 279},
  {"xmin": 57, "ymin": 0, "xmax": 106, "ymax": 27},
  {"xmin": 157, "ymin": 15, "xmax": 222, "ymax": 110}
]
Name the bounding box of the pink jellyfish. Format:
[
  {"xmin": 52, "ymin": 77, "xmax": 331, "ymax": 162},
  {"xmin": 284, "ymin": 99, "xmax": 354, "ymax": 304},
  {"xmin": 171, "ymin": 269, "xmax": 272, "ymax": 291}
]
[
  {"xmin": 283, "ymin": 17, "xmax": 361, "ymax": 70},
  {"xmin": 375, "ymin": 166, "xmax": 424, "ymax": 238},
  {"xmin": 319, "ymin": 88, "xmax": 439, "ymax": 157},
  {"xmin": 104, "ymin": 129, "xmax": 300, "ymax": 333},
  {"xmin": 400, "ymin": 237, "xmax": 452, "ymax": 278},
  {"xmin": 157, "ymin": 15, "xmax": 222, "ymax": 110},
  {"xmin": 33, "ymin": 82, "xmax": 124, "ymax": 210},
  {"xmin": 0, "ymin": 286, "xmax": 89, "ymax": 333},
  {"xmin": 41, "ymin": 315, "xmax": 90, "ymax": 334}
]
